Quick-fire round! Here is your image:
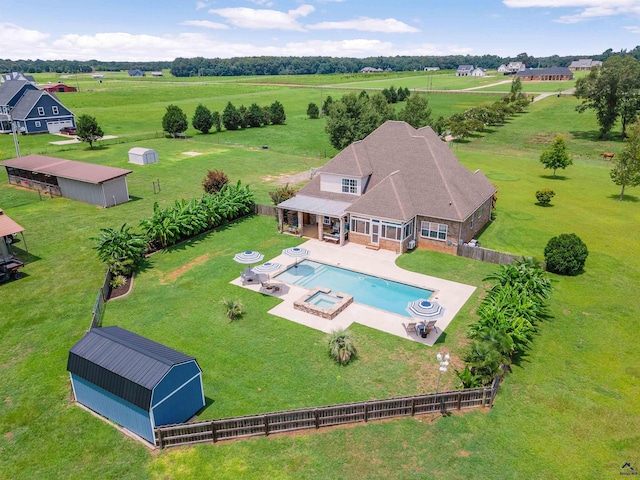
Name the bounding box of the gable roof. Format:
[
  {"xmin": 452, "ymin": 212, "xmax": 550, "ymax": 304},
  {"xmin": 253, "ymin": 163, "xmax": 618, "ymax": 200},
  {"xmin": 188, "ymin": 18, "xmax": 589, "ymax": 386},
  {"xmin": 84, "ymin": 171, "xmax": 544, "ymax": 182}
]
[
  {"xmin": 67, "ymin": 326, "xmax": 197, "ymax": 410},
  {"xmin": 0, "ymin": 155, "xmax": 132, "ymax": 184},
  {"xmin": 568, "ymin": 59, "xmax": 602, "ymax": 68},
  {"xmin": 295, "ymin": 121, "xmax": 496, "ymax": 223},
  {"xmin": 0, "ymin": 80, "xmax": 37, "ymax": 106},
  {"xmin": 457, "ymin": 65, "xmax": 474, "ymax": 71},
  {"xmin": 8, "ymin": 90, "xmax": 61, "ymax": 119}
]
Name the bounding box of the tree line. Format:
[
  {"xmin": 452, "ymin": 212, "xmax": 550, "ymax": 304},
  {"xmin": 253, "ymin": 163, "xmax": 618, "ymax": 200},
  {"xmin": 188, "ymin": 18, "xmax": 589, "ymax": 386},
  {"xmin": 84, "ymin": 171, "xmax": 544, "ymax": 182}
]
[{"xmin": 3, "ymin": 47, "xmax": 639, "ymax": 75}]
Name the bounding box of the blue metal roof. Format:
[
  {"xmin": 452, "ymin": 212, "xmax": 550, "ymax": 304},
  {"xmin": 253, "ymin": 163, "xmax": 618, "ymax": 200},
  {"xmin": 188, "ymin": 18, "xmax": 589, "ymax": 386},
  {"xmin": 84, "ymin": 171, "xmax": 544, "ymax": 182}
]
[{"xmin": 67, "ymin": 327, "xmax": 198, "ymax": 410}]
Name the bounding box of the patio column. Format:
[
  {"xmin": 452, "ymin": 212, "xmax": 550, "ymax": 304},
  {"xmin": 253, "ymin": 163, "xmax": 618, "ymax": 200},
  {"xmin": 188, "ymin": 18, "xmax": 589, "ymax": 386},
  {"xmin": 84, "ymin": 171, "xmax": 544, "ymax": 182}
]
[
  {"xmin": 339, "ymin": 217, "xmax": 345, "ymax": 246},
  {"xmin": 297, "ymin": 211, "xmax": 304, "ymax": 237},
  {"xmin": 277, "ymin": 208, "xmax": 284, "ymax": 234},
  {"xmin": 317, "ymin": 215, "xmax": 323, "ymax": 240}
]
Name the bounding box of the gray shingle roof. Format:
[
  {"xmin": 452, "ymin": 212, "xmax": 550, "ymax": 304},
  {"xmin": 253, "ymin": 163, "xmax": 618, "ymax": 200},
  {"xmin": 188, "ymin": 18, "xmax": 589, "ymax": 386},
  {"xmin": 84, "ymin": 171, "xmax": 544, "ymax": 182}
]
[
  {"xmin": 295, "ymin": 121, "xmax": 496, "ymax": 223},
  {"xmin": 0, "ymin": 80, "xmax": 35, "ymax": 106},
  {"xmin": 516, "ymin": 66, "xmax": 573, "ymax": 77},
  {"xmin": 8, "ymin": 89, "xmax": 46, "ymax": 119},
  {"xmin": 67, "ymin": 326, "xmax": 197, "ymax": 410}
]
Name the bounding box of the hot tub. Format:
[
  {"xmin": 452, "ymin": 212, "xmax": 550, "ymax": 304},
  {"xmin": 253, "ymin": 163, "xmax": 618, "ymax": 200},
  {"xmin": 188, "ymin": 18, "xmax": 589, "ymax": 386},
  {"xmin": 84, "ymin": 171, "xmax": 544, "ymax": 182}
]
[{"xmin": 294, "ymin": 287, "xmax": 353, "ymax": 320}]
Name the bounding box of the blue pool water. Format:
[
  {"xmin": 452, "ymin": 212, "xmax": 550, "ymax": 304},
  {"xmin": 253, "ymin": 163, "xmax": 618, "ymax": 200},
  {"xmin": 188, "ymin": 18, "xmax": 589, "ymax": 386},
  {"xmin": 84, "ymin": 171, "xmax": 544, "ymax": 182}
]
[
  {"xmin": 307, "ymin": 291, "xmax": 341, "ymax": 308},
  {"xmin": 276, "ymin": 260, "xmax": 432, "ymax": 317}
]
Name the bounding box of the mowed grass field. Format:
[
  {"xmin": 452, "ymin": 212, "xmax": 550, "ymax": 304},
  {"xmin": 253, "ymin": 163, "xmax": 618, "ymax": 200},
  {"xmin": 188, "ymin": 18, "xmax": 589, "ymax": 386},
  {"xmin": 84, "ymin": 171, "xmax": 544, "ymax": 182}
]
[{"xmin": 0, "ymin": 74, "xmax": 639, "ymax": 479}]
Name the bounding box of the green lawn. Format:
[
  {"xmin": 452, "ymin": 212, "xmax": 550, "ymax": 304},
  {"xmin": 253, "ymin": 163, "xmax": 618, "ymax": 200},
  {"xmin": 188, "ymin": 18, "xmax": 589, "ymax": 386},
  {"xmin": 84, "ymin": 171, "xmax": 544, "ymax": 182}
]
[{"xmin": 1, "ymin": 76, "xmax": 639, "ymax": 479}]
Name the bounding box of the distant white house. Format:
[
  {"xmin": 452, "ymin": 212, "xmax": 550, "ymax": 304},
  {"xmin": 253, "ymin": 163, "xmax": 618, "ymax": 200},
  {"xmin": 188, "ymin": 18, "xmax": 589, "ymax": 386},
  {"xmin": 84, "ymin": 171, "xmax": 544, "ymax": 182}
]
[
  {"xmin": 91, "ymin": 74, "xmax": 105, "ymax": 79},
  {"xmin": 498, "ymin": 64, "xmax": 508, "ymax": 73},
  {"xmin": 505, "ymin": 62, "xmax": 526, "ymax": 74},
  {"xmin": 424, "ymin": 67, "xmax": 440, "ymax": 71},
  {"xmin": 471, "ymin": 67, "xmax": 486, "ymax": 77},
  {"xmin": 568, "ymin": 59, "xmax": 602, "ymax": 71},
  {"xmin": 151, "ymin": 72, "xmax": 163, "ymax": 77},
  {"xmin": 456, "ymin": 65, "xmax": 474, "ymax": 76},
  {"xmin": 360, "ymin": 67, "xmax": 384, "ymax": 73}
]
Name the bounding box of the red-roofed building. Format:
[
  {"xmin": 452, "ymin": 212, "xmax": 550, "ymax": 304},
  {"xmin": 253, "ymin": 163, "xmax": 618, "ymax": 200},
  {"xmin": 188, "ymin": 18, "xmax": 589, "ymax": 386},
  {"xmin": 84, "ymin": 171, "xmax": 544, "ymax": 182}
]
[
  {"xmin": 0, "ymin": 155, "xmax": 131, "ymax": 207},
  {"xmin": 42, "ymin": 82, "xmax": 78, "ymax": 93}
]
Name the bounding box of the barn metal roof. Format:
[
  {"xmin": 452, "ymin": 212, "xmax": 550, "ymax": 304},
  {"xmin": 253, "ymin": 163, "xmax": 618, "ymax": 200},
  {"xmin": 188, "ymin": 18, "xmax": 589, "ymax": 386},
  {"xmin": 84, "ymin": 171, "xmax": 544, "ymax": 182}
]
[
  {"xmin": 0, "ymin": 154, "xmax": 131, "ymax": 185},
  {"xmin": 67, "ymin": 327, "xmax": 197, "ymax": 410},
  {"xmin": 0, "ymin": 208, "xmax": 25, "ymax": 237}
]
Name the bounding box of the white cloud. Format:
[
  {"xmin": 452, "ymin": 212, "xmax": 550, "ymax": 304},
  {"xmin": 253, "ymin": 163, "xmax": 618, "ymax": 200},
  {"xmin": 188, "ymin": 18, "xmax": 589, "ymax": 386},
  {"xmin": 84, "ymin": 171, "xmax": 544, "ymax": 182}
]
[
  {"xmin": 503, "ymin": 0, "xmax": 640, "ymax": 23},
  {"xmin": 0, "ymin": 23, "xmax": 49, "ymax": 46},
  {"xmin": 248, "ymin": 0, "xmax": 274, "ymax": 6},
  {"xmin": 196, "ymin": 1, "xmax": 208, "ymax": 10},
  {"xmin": 308, "ymin": 17, "xmax": 419, "ymax": 33},
  {"xmin": 624, "ymin": 24, "xmax": 640, "ymax": 32},
  {"xmin": 180, "ymin": 20, "xmax": 229, "ymax": 29},
  {"xmin": 208, "ymin": 5, "xmax": 315, "ymax": 31}
]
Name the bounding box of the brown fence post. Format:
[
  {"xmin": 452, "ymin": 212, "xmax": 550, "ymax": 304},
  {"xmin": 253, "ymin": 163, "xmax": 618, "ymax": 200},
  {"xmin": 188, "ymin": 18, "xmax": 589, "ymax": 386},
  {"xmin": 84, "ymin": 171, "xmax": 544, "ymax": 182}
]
[
  {"xmin": 156, "ymin": 428, "xmax": 163, "ymax": 449},
  {"xmin": 364, "ymin": 402, "xmax": 369, "ymax": 422},
  {"xmin": 314, "ymin": 409, "xmax": 319, "ymax": 429},
  {"xmin": 457, "ymin": 392, "xmax": 462, "ymax": 410},
  {"xmin": 264, "ymin": 415, "xmax": 270, "ymax": 436},
  {"xmin": 482, "ymin": 387, "xmax": 487, "ymax": 407},
  {"xmin": 211, "ymin": 421, "xmax": 217, "ymax": 443},
  {"xmin": 410, "ymin": 397, "xmax": 415, "ymax": 416}
]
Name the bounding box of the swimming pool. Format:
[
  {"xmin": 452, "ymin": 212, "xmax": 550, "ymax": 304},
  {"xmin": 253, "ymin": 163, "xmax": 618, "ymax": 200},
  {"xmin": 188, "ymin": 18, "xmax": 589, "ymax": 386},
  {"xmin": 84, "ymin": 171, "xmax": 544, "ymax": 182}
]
[{"xmin": 276, "ymin": 260, "xmax": 433, "ymax": 317}]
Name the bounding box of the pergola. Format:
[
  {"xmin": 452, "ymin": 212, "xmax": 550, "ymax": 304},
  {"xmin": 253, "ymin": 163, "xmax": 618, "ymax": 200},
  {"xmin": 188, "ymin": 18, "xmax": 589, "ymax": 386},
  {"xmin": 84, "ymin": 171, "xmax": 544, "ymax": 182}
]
[{"xmin": 277, "ymin": 195, "xmax": 351, "ymax": 246}]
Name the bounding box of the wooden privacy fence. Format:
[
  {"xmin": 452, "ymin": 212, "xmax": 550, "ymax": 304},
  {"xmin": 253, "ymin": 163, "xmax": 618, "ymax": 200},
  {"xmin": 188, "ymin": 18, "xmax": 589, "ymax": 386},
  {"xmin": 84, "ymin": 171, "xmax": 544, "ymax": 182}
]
[
  {"xmin": 254, "ymin": 203, "xmax": 278, "ymax": 217},
  {"xmin": 457, "ymin": 244, "xmax": 524, "ymax": 266},
  {"xmin": 155, "ymin": 383, "xmax": 498, "ymax": 448},
  {"xmin": 89, "ymin": 270, "xmax": 112, "ymax": 329}
]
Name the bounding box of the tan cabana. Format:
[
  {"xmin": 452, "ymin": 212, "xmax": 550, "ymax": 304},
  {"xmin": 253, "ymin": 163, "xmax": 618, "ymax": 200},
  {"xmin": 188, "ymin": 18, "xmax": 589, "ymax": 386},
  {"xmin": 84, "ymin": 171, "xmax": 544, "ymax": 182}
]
[{"xmin": 0, "ymin": 208, "xmax": 28, "ymax": 264}]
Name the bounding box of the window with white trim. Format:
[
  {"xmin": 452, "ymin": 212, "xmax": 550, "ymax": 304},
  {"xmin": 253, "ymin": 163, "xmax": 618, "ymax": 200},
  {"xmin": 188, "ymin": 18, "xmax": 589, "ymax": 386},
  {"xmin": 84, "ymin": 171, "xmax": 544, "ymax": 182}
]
[
  {"xmin": 35, "ymin": 121, "xmax": 41, "ymax": 127},
  {"xmin": 341, "ymin": 178, "xmax": 358, "ymax": 194},
  {"xmin": 350, "ymin": 217, "xmax": 370, "ymax": 234},
  {"xmin": 381, "ymin": 224, "xmax": 402, "ymax": 241},
  {"xmin": 52, "ymin": 106, "xmax": 59, "ymax": 115},
  {"xmin": 420, "ymin": 221, "xmax": 448, "ymax": 241},
  {"xmin": 38, "ymin": 107, "xmax": 45, "ymax": 116},
  {"xmin": 403, "ymin": 221, "xmax": 413, "ymax": 239}
]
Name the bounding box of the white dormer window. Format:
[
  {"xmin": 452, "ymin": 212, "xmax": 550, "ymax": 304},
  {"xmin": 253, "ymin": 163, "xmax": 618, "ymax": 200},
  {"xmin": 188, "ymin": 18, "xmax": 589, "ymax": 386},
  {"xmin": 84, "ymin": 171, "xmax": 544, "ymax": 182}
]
[
  {"xmin": 38, "ymin": 107, "xmax": 45, "ymax": 116},
  {"xmin": 52, "ymin": 106, "xmax": 59, "ymax": 115},
  {"xmin": 341, "ymin": 178, "xmax": 358, "ymax": 194}
]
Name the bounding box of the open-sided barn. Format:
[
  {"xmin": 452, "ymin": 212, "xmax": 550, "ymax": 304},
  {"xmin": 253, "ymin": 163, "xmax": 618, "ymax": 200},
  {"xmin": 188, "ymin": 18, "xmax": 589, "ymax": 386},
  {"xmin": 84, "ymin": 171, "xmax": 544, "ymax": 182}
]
[{"xmin": 0, "ymin": 154, "xmax": 131, "ymax": 207}]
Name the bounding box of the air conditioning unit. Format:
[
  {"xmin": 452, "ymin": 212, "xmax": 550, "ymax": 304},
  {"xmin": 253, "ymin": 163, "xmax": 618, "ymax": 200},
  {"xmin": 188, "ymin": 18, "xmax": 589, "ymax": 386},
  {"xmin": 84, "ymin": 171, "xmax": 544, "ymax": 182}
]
[{"xmin": 408, "ymin": 240, "xmax": 416, "ymax": 250}]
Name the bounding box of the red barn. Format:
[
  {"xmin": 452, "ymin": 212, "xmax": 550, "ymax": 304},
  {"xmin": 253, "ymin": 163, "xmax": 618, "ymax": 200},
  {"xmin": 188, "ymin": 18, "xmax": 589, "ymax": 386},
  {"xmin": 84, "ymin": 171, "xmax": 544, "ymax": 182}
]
[{"xmin": 42, "ymin": 82, "xmax": 77, "ymax": 93}]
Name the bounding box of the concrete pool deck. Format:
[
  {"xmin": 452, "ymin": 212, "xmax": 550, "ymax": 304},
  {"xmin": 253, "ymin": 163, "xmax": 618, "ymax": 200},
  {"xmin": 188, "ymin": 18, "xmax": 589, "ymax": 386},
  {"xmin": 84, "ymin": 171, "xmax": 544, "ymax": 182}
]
[{"xmin": 230, "ymin": 239, "xmax": 476, "ymax": 346}]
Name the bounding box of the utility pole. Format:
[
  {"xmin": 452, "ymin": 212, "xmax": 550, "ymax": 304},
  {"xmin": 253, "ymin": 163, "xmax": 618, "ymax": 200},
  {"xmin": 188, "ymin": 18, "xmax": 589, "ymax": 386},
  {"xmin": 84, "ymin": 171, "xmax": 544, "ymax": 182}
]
[{"xmin": 8, "ymin": 111, "xmax": 21, "ymax": 157}]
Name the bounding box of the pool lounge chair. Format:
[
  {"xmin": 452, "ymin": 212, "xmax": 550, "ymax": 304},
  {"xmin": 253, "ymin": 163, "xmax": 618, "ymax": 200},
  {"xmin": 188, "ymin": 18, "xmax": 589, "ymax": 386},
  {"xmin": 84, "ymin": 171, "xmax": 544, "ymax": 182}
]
[{"xmin": 403, "ymin": 322, "xmax": 417, "ymax": 335}]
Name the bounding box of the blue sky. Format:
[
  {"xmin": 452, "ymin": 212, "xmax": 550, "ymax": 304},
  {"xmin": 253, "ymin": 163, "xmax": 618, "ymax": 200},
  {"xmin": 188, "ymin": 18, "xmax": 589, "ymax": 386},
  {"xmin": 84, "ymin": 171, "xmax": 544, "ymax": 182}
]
[{"xmin": 2, "ymin": 0, "xmax": 640, "ymax": 61}]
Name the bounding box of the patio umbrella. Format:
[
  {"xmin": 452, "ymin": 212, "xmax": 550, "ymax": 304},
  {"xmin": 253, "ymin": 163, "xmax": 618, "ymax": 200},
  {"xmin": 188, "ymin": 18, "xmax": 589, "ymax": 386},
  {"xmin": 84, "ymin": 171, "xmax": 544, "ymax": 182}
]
[
  {"xmin": 252, "ymin": 262, "xmax": 284, "ymax": 283},
  {"xmin": 233, "ymin": 250, "xmax": 265, "ymax": 276},
  {"xmin": 282, "ymin": 246, "xmax": 310, "ymax": 267},
  {"xmin": 406, "ymin": 299, "xmax": 445, "ymax": 320}
]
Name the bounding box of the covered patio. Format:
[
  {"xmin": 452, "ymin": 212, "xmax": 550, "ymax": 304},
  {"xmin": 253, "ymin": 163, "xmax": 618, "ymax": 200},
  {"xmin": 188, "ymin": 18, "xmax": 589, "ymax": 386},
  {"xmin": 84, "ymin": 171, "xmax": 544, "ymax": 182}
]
[{"xmin": 277, "ymin": 196, "xmax": 351, "ymax": 246}]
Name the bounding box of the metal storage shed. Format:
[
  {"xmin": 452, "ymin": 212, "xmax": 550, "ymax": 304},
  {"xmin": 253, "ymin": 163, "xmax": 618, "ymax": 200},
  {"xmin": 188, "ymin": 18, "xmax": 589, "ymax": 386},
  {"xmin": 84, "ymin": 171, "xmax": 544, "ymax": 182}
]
[
  {"xmin": 128, "ymin": 147, "xmax": 158, "ymax": 165},
  {"xmin": 67, "ymin": 326, "xmax": 205, "ymax": 444},
  {"xmin": 0, "ymin": 154, "xmax": 132, "ymax": 207}
]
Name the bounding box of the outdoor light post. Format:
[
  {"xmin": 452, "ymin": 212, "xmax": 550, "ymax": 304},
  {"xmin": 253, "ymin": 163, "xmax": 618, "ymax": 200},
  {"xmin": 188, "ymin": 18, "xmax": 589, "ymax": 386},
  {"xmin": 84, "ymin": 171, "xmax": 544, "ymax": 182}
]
[{"xmin": 435, "ymin": 352, "xmax": 450, "ymax": 414}]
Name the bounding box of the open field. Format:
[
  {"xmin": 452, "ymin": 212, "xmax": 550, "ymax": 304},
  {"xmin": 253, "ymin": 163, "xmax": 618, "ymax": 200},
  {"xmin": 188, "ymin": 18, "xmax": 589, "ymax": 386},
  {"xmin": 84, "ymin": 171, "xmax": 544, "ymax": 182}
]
[{"xmin": 1, "ymin": 74, "xmax": 639, "ymax": 479}]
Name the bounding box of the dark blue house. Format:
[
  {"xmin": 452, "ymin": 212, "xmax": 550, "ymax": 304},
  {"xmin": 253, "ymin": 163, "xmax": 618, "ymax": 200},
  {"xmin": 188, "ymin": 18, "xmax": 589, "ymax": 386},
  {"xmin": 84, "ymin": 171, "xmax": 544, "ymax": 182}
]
[
  {"xmin": 67, "ymin": 326, "xmax": 205, "ymax": 444},
  {"xmin": 0, "ymin": 80, "xmax": 75, "ymax": 134}
]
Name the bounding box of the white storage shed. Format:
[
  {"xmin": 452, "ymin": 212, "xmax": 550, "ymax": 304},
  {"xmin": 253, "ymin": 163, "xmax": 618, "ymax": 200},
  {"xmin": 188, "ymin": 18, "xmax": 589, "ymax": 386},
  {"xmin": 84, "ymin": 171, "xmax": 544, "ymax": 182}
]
[{"xmin": 128, "ymin": 148, "xmax": 158, "ymax": 165}]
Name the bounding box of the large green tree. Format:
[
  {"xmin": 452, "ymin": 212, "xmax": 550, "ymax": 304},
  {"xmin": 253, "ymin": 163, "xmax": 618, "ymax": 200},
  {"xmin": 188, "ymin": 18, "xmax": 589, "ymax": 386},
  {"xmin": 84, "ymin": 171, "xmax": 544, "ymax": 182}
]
[
  {"xmin": 539, "ymin": 135, "xmax": 572, "ymax": 178},
  {"xmin": 325, "ymin": 91, "xmax": 395, "ymax": 149},
  {"xmin": 75, "ymin": 114, "xmax": 103, "ymax": 149},
  {"xmin": 222, "ymin": 101, "xmax": 242, "ymax": 130},
  {"xmin": 269, "ymin": 100, "xmax": 286, "ymax": 125},
  {"xmin": 162, "ymin": 104, "xmax": 188, "ymax": 138},
  {"xmin": 611, "ymin": 120, "xmax": 640, "ymax": 200},
  {"xmin": 398, "ymin": 93, "xmax": 432, "ymax": 129},
  {"xmin": 192, "ymin": 104, "xmax": 213, "ymax": 134},
  {"xmin": 574, "ymin": 55, "xmax": 640, "ymax": 139}
]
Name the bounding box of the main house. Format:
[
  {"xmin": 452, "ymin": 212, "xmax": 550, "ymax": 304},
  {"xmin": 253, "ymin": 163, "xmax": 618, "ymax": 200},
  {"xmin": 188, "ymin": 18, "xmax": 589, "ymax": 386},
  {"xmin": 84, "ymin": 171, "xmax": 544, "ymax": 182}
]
[
  {"xmin": 568, "ymin": 59, "xmax": 602, "ymax": 71},
  {"xmin": 516, "ymin": 66, "xmax": 573, "ymax": 81},
  {"xmin": 0, "ymin": 80, "xmax": 75, "ymax": 134},
  {"xmin": 277, "ymin": 121, "xmax": 497, "ymax": 254},
  {"xmin": 456, "ymin": 65, "xmax": 474, "ymax": 76}
]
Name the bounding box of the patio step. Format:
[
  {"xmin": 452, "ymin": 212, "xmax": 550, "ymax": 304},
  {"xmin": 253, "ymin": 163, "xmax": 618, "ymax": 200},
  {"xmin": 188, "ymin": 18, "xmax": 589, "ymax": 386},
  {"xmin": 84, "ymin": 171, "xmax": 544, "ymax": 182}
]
[
  {"xmin": 366, "ymin": 243, "xmax": 380, "ymax": 251},
  {"xmin": 297, "ymin": 264, "xmax": 327, "ymax": 288}
]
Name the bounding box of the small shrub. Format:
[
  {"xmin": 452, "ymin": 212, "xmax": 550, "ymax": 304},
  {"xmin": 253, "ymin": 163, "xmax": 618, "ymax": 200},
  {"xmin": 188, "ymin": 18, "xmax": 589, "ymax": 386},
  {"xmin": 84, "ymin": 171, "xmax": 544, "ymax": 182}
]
[
  {"xmin": 307, "ymin": 102, "xmax": 319, "ymax": 119},
  {"xmin": 109, "ymin": 275, "xmax": 128, "ymax": 289},
  {"xmin": 202, "ymin": 169, "xmax": 229, "ymax": 194},
  {"xmin": 544, "ymin": 233, "xmax": 589, "ymax": 275},
  {"xmin": 220, "ymin": 299, "xmax": 243, "ymax": 321},
  {"xmin": 268, "ymin": 183, "xmax": 297, "ymax": 206},
  {"xmin": 535, "ymin": 188, "xmax": 555, "ymax": 205},
  {"xmin": 327, "ymin": 329, "xmax": 356, "ymax": 365}
]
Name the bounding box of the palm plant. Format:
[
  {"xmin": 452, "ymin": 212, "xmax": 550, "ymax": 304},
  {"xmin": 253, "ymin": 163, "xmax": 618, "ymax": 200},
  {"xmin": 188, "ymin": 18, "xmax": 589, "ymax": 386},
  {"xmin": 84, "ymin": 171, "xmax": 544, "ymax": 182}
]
[
  {"xmin": 220, "ymin": 299, "xmax": 243, "ymax": 321},
  {"xmin": 92, "ymin": 224, "xmax": 147, "ymax": 276},
  {"xmin": 327, "ymin": 329, "xmax": 357, "ymax": 365},
  {"xmin": 455, "ymin": 366, "xmax": 482, "ymax": 389}
]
